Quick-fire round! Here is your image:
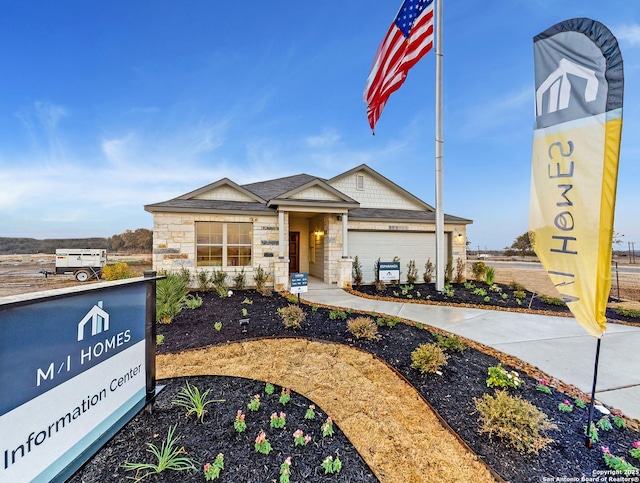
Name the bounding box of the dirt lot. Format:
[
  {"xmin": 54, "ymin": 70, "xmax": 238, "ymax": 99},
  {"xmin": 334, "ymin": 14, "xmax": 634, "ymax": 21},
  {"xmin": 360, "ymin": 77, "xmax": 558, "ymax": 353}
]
[{"xmin": 1, "ymin": 255, "xmax": 638, "ymax": 308}]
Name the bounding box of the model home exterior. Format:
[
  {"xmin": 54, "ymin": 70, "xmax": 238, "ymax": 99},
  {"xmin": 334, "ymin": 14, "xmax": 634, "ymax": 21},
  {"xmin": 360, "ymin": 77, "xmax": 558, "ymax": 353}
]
[{"xmin": 144, "ymin": 164, "xmax": 471, "ymax": 290}]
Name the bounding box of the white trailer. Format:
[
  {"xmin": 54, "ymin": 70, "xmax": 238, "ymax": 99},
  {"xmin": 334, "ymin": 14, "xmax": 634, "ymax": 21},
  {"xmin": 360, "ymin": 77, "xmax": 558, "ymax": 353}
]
[{"xmin": 55, "ymin": 249, "xmax": 107, "ymax": 281}]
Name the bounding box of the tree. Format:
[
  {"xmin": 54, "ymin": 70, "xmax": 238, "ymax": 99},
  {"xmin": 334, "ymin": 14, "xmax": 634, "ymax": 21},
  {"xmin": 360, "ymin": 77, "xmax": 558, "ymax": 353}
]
[{"xmin": 504, "ymin": 231, "xmax": 535, "ymax": 257}]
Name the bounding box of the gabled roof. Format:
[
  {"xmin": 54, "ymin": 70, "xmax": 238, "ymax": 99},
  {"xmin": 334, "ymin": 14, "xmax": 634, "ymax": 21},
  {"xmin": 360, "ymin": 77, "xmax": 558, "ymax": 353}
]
[
  {"xmin": 177, "ymin": 178, "xmax": 266, "ymax": 203},
  {"xmin": 242, "ymin": 174, "xmax": 318, "ymax": 200}
]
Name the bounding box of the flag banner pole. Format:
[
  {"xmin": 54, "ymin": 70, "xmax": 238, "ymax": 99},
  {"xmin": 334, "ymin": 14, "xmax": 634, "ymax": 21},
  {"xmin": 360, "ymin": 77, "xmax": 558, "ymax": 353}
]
[
  {"xmin": 585, "ymin": 337, "xmax": 602, "ymax": 448},
  {"xmin": 434, "ymin": 0, "xmax": 444, "ymax": 291}
]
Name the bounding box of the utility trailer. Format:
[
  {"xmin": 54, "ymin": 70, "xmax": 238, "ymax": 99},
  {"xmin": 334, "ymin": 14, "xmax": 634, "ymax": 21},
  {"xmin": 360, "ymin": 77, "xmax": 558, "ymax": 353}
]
[{"xmin": 54, "ymin": 249, "xmax": 107, "ymax": 282}]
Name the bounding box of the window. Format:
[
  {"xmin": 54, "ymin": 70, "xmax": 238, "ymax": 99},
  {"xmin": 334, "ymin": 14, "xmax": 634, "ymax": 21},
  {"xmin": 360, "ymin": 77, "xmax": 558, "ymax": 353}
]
[
  {"xmin": 356, "ymin": 174, "xmax": 364, "ymax": 190},
  {"xmin": 196, "ymin": 222, "xmax": 252, "ymax": 267}
]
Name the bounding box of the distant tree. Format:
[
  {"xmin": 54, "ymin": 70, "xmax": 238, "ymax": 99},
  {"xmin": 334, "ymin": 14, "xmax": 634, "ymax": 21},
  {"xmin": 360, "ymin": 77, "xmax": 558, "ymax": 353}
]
[
  {"xmin": 505, "ymin": 231, "xmax": 535, "ymax": 257},
  {"xmin": 107, "ymin": 228, "xmax": 152, "ymax": 253}
]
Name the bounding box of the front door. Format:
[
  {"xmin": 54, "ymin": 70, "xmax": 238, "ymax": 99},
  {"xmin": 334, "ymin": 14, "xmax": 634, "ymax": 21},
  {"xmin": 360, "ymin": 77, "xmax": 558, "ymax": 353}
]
[{"xmin": 289, "ymin": 232, "xmax": 300, "ymax": 274}]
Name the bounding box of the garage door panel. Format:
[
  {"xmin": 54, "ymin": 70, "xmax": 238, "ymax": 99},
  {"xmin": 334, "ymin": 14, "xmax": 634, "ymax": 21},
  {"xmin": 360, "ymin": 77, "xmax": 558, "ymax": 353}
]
[{"xmin": 348, "ymin": 231, "xmax": 438, "ymax": 284}]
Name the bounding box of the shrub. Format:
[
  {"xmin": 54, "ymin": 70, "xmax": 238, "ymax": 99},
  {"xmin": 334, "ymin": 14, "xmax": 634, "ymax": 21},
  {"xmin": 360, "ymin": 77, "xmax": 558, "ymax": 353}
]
[
  {"xmin": 347, "ymin": 316, "xmax": 380, "ymax": 340},
  {"xmin": 509, "ymin": 281, "xmax": 525, "ymax": 291},
  {"xmin": 329, "ymin": 309, "xmax": 347, "ymax": 320},
  {"xmin": 434, "ymin": 333, "xmax": 466, "ymax": 352},
  {"xmin": 474, "ymin": 390, "xmax": 557, "ymax": 454},
  {"xmin": 352, "ymin": 256, "xmax": 363, "ymax": 286},
  {"xmin": 375, "ymin": 280, "xmax": 386, "ymax": 292},
  {"xmin": 196, "ymin": 270, "xmax": 210, "ymax": 291},
  {"xmin": 513, "ymin": 290, "xmax": 526, "ymax": 300},
  {"xmin": 471, "ymin": 261, "xmax": 486, "ymax": 282},
  {"xmin": 183, "ymin": 293, "xmax": 203, "ymax": 309},
  {"xmin": 410, "ymin": 343, "xmax": 448, "ymax": 374},
  {"xmin": 444, "ymin": 258, "xmax": 454, "ymax": 283},
  {"xmin": 406, "ymin": 260, "xmax": 419, "ymax": 284},
  {"xmin": 423, "ymin": 259, "xmax": 434, "ymax": 283},
  {"xmin": 539, "ymin": 294, "xmax": 566, "ymax": 306},
  {"xmin": 614, "ymin": 306, "xmax": 640, "ymax": 318},
  {"xmin": 253, "ymin": 265, "xmax": 271, "ymax": 296},
  {"xmin": 156, "ymin": 274, "xmax": 190, "ymax": 323},
  {"xmin": 484, "ymin": 266, "xmax": 495, "ymax": 285},
  {"xmin": 486, "ymin": 364, "xmax": 523, "ymax": 389},
  {"xmin": 376, "ymin": 316, "xmax": 400, "ymax": 328},
  {"xmin": 102, "ymin": 262, "xmax": 134, "ymax": 280},
  {"xmin": 233, "ymin": 269, "xmax": 246, "ymax": 290},
  {"xmin": 454, "ymin": 257, "xmax": 465, "ymax": 283},
  {"xmin": 210, "ymin": 269, "xmax": 229, "ymax": 297},
  {"xmin": 373, "ymin": 258, "xmax": 380, "ymax": 283},
  {"xmin": 279, "ymin": 304, "xmax": 306, "ymax": 329}
]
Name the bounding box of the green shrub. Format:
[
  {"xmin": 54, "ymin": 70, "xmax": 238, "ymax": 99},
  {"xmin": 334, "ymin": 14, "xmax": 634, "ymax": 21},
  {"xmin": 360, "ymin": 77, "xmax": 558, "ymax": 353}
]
[
  {"xmin": 434, "ymin": 333, "xmax": 466, "ymax": 352},
  {"xmin": 486, "ymin": 364, "xmax": 523, "ymax": 389},
  {"xmin": 444, "ymin": 258, "xmax": 454, "ymax": 283},
  {"xmin": 484, "ymin": 266, "xmax": 495, "ymax": 285},
  {"xmin": 471, "ymin": 261, "xmax": 486, "ymax": 282},
  {"xmin": 347, "ymin": 316, "xmax": 380, "ymax": 340},
  {"xmin": 406, "ymin": 260, "xmax": 419, "ymax": 284},
  {"xmin": 253, "ymin": 265, "xmax": 271, "ymax": 296},
  {"xmin": 183, "ymin": 294, "xmax": 203, "ymax": 309},
  {"xmin": 196, "ymin": 270, "xmax": 210, "ymax": 291},
  {"xmin": 474, "ymin": 390, "xmax": 557, "ymax": 454},
  {"xmin": 376, "ymin": 316, "xmax": 400, "ymax": 328},
  {"xmin": 233, "ymin": 269, "xmax": 246, "ymax": 290},
  {"xmin": 102, "ymin": 262, "xmax": 135, "ymax": 280},
  {"xmin": 455, "ymin": 257, "xmax": 465, "ymax": 283},
  {"xmin": 539, "ymin": 294, "xmax": 566, "ymax": 306},
  {"xmin": 352, "ymin": 256, "xmax": 363, "ymax": 286},
  {"xmin": 329, "ymin": 309, "xmax": 347, "ymax": 320},
  {"xmin": 278, "ymin": 304, "xmax": 306, "ymax": 329},
  {"xmin": 210, "ymin": 269, "xmax": 229, "ymax": 297},
  {"xmin": 473, "ymin": 287, "xmax": 487, "ymax": 297},
  {"xmin": 513, "ymin": 290, "xmax": 526, "ymax": 300},
  {"xmin": 423, "ymin": 259, "xmax": 434, "ymax": 284},
  {"xmin": 156, "ymin": 274, "xmax": 190, "ymax": 324},
  {"xmin": 410, "ymin": 343, "xmax": 448, "ymax": 374},
  {"xmin": 156, "ymin": 334, "xmax": 165, "ymax": 345},
  {"xmin": 614, "ymin": 306, "xmax": 640, "ymax": 318}
]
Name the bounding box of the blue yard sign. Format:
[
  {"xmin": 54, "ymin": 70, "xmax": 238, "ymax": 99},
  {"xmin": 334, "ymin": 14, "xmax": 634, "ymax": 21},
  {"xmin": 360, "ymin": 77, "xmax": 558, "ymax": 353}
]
[
  {"xmin": 379, "ymin": 261, "xmax": 400, "ymax": 282},
  {"xmin": 290, "ymin": 273, "xmax": 308, "ymax": 294}
]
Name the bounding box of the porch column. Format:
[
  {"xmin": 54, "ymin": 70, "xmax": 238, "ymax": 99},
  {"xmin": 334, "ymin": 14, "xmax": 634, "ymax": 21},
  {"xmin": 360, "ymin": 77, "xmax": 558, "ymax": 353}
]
[
  {"xmin": 278, "ymin": 210, "xmax": 285, "ymax": 258},
  {"xmin": 342, "ymin": 213, "xmax": 348, "ymax": 258}
]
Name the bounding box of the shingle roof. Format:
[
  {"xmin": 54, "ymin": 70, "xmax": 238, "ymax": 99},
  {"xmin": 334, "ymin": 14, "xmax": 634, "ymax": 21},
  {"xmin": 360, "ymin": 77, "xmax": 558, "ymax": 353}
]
[
  {"xmin": 242, "ymin": 174, "xmax": 319, "ymax": 200},
  {"xmin": 144, "ymin": 199, "xmax": 274, "ymax": 214},
  {"xmin": 348, "ymin": 208, "xmax": 472, "ymax": 224}
]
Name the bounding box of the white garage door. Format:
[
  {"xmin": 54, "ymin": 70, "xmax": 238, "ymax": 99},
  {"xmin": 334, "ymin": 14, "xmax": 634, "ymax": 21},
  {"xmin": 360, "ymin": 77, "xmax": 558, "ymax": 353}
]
[{"xmin": 348, "ymin": 231, "xmax": 442, "ymax": 284}]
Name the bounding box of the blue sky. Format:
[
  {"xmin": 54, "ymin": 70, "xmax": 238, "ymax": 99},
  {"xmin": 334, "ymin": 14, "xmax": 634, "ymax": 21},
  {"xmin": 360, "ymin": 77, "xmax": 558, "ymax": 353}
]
[{"xmin": 1, "ymin": 1, "xmax": 638, "ymax": 250}]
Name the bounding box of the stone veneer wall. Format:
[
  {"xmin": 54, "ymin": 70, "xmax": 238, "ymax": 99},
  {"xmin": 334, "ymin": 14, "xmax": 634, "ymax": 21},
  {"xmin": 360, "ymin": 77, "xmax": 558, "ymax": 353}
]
[{"xmin": 151, "ymin": 212, "xmax": 281, "ymax": 286}]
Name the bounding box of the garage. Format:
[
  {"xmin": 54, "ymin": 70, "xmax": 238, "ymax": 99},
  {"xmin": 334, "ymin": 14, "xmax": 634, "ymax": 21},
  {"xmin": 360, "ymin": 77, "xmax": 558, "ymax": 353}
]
[{"xmin": 348, "ymin": 231, "xmax": 448, "ymax": 284}]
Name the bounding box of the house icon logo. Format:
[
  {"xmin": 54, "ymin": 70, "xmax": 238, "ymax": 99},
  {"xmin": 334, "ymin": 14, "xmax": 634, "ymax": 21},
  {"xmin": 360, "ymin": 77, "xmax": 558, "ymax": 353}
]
[
  {"xmin": 536, "ymin": 58, "xmax": 598, "ymax": 116},
  {"xmin": 77, "ymin": 301, "xmax": 110, "ymax": 341}
]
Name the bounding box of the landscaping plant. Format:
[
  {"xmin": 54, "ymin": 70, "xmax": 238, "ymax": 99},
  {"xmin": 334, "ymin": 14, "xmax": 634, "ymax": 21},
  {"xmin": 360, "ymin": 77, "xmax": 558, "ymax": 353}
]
[
  {"xmin": 203, "ymin": 453, "xmax": 224, "ymax": 481},
  {"xmin": 347, "ymin": 316, "xmax": 380, "ymax": 340},
  {"xmin": 410, "ymin": 343, "xmax": 448, "ymax": 374},
  {"xmin": 486, "ymin": 364, "xmax": 523, "ymax": 389},
  {"xmin": 278, "ymin": 304, "xmax": 306, "ymax": 329},
  {"xmin": 171, "ymin": 381, "xmax": 224, "ymax": 423}
]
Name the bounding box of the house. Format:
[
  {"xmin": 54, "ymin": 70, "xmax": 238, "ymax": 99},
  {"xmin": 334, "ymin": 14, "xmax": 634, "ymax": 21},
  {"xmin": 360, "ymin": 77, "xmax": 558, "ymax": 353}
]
[{"xmin": 144, "ymin": 164, "xmax": 471, "ymax": 290}]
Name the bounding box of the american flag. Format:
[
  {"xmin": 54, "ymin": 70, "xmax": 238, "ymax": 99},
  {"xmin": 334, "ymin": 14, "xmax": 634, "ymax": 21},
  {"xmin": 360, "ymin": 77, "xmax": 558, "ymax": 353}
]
[{"xmin": 363, "ymin": 0, "xmax": 435, "ymax": 132}]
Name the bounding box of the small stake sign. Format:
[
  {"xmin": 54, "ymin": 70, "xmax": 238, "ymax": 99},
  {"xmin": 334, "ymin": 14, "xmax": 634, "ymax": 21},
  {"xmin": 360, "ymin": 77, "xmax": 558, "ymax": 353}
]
[
  {"xmin": 378, "ymin": 262, "xmax": 400, "ymax": 282},
  {"xmin": 290, "ymin": 273, "xmax": 308, "ymax": 294}
]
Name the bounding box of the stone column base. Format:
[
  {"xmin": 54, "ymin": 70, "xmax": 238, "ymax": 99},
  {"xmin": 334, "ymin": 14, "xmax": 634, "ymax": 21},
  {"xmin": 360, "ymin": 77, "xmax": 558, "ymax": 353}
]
[
  {"xmin": 337, "ymin": 258, "xmax": 353, "ymax": 289},
  {"xmin": 273, "ymin": 259, "xmax": 290, "ymax": 292}
]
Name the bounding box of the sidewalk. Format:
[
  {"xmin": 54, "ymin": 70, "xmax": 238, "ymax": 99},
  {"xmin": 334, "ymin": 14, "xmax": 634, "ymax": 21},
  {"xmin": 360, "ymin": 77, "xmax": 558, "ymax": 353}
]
[{"xmin": 300, "ymin": 280, "xmax": 640, "ymax": 422}]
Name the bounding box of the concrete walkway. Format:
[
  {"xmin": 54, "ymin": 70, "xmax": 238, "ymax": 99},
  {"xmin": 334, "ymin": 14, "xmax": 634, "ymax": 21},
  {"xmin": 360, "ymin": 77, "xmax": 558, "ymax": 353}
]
[{"xmin": 300, "ymin": 280, "xmax": 640, "ymax": 422}]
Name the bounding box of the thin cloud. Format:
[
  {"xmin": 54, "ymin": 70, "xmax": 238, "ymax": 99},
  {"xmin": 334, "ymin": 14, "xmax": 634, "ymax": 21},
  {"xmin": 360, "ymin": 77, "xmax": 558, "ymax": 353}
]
[{"xmin": 615, "ymin": 23, "xmax": 640, "ymax": 47}]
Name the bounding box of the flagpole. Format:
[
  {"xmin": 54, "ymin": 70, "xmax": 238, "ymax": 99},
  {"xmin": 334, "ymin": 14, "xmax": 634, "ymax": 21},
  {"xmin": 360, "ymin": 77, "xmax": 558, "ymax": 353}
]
[
  {"xmin": 585, "ymin": 337, "xmax": 602, "ymax": 448},
  {"xmin": 435, "ymin": 0, "xmax": 445, "ymax": 291}
]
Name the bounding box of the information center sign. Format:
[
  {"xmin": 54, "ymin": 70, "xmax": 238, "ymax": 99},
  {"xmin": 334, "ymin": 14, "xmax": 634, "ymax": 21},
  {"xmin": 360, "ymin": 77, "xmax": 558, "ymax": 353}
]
[
  {"xmin": 378, "ymin": 262, "xmax": 400, "ymax": 282},
  {"xmin": 290, "ymin": 273, "xmax": 308, "ymax": 294},
  {"xmin": 0, "ymin": 281, "xmax": 153, "ymax": 482}
]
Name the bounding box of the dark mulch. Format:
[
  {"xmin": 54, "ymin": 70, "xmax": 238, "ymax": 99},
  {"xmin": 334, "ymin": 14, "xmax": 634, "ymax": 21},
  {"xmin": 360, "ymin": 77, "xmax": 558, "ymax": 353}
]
[{"xmin": 70, "ymin": 286, "xmax": 640, "ymax": 483}]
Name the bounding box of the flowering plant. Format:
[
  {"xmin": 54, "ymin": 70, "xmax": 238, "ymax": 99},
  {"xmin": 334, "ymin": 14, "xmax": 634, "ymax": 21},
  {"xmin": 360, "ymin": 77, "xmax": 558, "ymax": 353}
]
[
  {"xmin": 279, "ymin": 457, "xmax": 292, "ymax": 483},
  {"xmin": 203, "ymin": 453, "xmax": 224, "ymax": 481},
  {"xmin": 601, "ymin": 446, "xmax": 638, "ymax": 472},
  {"xmin": 234, "ymin": 410, "xmax": 246, "ymax": 433},
  {"xmin": 293, "ymin": 429, "xmax": 311, "ymax": 446},
  {"xmin": 265, "ymin": 382, "xmax": 275, "ymax": 395},
  {"xmin": 596, "ymin": 416, "xmax": 613, "ymax": 432},
  {"xmin": 321, "ymin": 417, "xmax": 334, "ymax": 437},
  {"xmin": 270, "ymin": 412, "xmax": 287, "ymax": 429},
  {"xmin": 279, "ymin": 388, "xmax": 291, "ymax": 405},
  {"xmin": 486, "ymin": 364, "xmax": 523, "ymax": 389},
  {"xmin": 535, "ymin": 379, "xmax": 552, "ymax": 395},
  {"xmin": 630, "ymin": 441, "xmax": 640, "ymax": 460},
  {"xmin": 612, "ymin": 412, "xmax": 627, "ymax": 429},
  {"xmin": 254, "ymin": 430, "xmax": 272, "ymax": 455},
  {"xmin": 558, "ymin": 400, "xmax": 574, "ymax": 413},
  {"xmin": 321, "ymin": 455, "xmax": 342, "ymax": 474},
  {"xmin": 247, "ymin": 394, "xmax": 260, "ymax": 412},
  {"xmin": 304, "ymin": 404, "xmax": 316, "ymax": 420}
]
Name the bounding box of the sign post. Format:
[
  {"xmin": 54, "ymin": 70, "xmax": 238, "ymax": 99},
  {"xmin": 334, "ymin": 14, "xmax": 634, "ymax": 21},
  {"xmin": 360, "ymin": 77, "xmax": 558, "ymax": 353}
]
[
  {"xmin": 378, "ymin": 261, "xmax": 400, "ymax": 283},
  {"xmin": 290, "ymin": 273, "xmax": 308, "ymax": 304}
]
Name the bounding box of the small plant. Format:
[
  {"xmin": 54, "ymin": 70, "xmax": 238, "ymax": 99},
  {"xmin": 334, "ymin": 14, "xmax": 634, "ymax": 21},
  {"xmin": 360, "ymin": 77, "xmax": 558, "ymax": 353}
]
[
  {"xmin": 472, "ymin": 287, "xmax": 487, "ymax": 297},
  {"xmin": 471, "ymin": 261, "xmax": 486, "ymax": 281},
  {"xmin": 279, "ymin": 304, "xmax": 306, "ymax": 329},
  {"xmin": 433, "ymin": 333, "xmax": 466, "ymax": 352},
  {"xmin": 614, "ymin": 306, "xmax": 640, "ymax": 318},
  {"xmin": 375, "ymin": 279, "xmax": 386, "ymax": 292},
  {"xmin": 329, "ymin": 309, "xmax": 347, "ymax": 320},
  {"xmin": 376, "ymin": 316, "xmax": 400, "ymax": 328},
  {"xmin": 441, "ymin": 284, "xmax": 455, "ymax": 297},
  {"xmin": 601, "ymin": 446, "xmax": 638, "ymax": 472},
  {"xmin": 102, "ymin": 262, "xmax": 135, "ymax": 281},
  {"xmin": 172, "ymin": 381, "xmax": 224, "ymax": 423},
  {"xmin": 347, "ymin": 316, "xmax": 380, "ymax": 340},
  {"xmin": 241, "ymin": 307, "xmax": 248, "ymax": 317},
  {"xmin": 241, "ymin": 297, "xmax": 253, "ymax": 304},
  {"xmin": 247, "ymin": 394, "xmax": 260, "ymax": 412},
  {"xmin": 210, "ymin": 269, "xmax": 229, "ymax": 298},
  {"xmin": 203, "ymin": 453, "xmax": 224, "ymax": 481},
  {"xmin": 183, "ymin": 293, "xmax": 203, "ymax": 309},
  {"xmin": 444, "ymin": 258, "xmax": 454, "ymax": 283},
  {"xmin": 501, "ymin": 293, "xmax": 508, "ymax": 300},
  {"xmin": 321, "ymin": 455, "xmax": 342, "ymax": 474},
  {"xmin": 630, "ymin": 441, "xmax": 640, "ymax": 460},
  {"xmin": 558, "ymin": 400, "xmax": 574, "ymax": 413},
  {"xmin": 156, "ymin": 334, "xmax": 165, "ymax": 345},
  {"xmin": 535, "ymin": 379, "xmax": 552, "ymax": 395},
  {"xmin": 423, "ymin": 259, "xmax": 434, "ymax": 283},
  {"xmin": 270, "ymin": 411, "xmax": 287, "ymax": 429},
  {"xmin": 196, "ymin": 270, "xmax": 210, "ymax": 291},
  {"xmin": 280, "ymin": 456, "xmax": 292, "ymax": 483},
  {"xmin": 483, "ymin": 296, "xmax": 490, "ymax": 303},
  {"xmin": 293, "ymin": 429, "xmax": 311, "ymax": 446},
  {"xmin": 612, "ymin": 412, "xmax": 627, "ymax": 429},
  {"xmin": 279, "ymin": 387, "xmax": 291, "ymax": 405},
  {"xmin": 214, "ymin": 321, "xmax": 222, "ymax": 331},
  {"xmin": 489, "ymin": 284, "xmax": 502, "ymax": 293},
  {"xmin": 352, "ymin": 256, "xmax": 363, "ymax": 286},
  {"xmin": 253, "ymin": 265, "xmax": 271, "ymax": 296},
  {"xmin": 304, "ymin": 405, "xmax": 316, "ymax": 419},
  {"xmin": 410, "ymin": 343, "xmax": 448, "ymax": 374},
  {"xmin": 122, "ymin": 424, "xmax": 196, "ymax": 480},
  {"xmin": 265, "ymin": 382, "xmax": 275, "ymax": 395},
  {"xmin": 464, "ymin": 281, "xmax": 476, "ymax": 290},
  {"xmin": 254, "ymin": 430, "xmax": 273, "ymax": 455},
  {"xmin": 321, "ymin": 417, "xmax": 335, "ymax": 437},
  {"xmin": 234, "ymin": 410, "xmax": 247, "ymax": 433},
  {"xmin": 454, "ymin": 257, "xmax": 465, "ymax": 283},
  {"xmin": 311, "ymin": 305, "xmax": 318, "ymax": 312},
  {"xmin": 539, "ymin": 294, "xmax": 566, "ymax": 306},
  {"xmin": 486, "ymin": 364, "xmax": 523, "ymax": 389},
  {"xmin": 586, "ymin": 422, "xmax": 600, "ymax": 442},
  {"xmin": 233, "ymin": 268, "xmax": 246, "ymax": 290},
  {"xmin": 596, "ymin": 416, "xmax": 613, "ymax": 431},
  {"xmin": 484, "ymin": 266, "xmax": 495, "ymax": 285},
  {"xmin": 513, "ymin": 290, "xmax": 526, "ymax": 300},
  {"xmin": 406, "ymin": 259, "xmax": 419, "ymax": 283},
  {"xmin": 574, "ymin": 398, "xmax": 587, "ymax": 409},
  {"xmin": 474, "ymin": 390, "xmax": 557, "ymax": 454}
]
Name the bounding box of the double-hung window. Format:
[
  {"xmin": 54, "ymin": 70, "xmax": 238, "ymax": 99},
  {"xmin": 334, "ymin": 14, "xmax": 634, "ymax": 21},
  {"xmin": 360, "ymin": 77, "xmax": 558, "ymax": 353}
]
[{"xmin": 196, "ymin": 222, "xmax": 252, "ymax": 267}]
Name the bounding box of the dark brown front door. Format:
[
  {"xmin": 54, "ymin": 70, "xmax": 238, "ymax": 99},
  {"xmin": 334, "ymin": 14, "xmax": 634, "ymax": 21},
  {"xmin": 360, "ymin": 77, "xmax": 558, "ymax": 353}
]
[{"xmin": 289, "ymin": 232, "xmax": 300, "ymax": 273}]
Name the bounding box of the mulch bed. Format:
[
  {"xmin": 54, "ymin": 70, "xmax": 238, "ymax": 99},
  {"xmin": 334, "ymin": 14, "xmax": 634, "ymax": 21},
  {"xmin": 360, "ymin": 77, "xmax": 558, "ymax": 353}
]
[{"xmin": 70, "ymin": 286, "xmax": 640, "ymax": 482}]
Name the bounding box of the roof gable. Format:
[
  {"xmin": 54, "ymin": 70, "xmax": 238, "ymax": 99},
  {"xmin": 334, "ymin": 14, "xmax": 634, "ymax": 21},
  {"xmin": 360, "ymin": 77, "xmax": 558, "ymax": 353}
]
[{"xmin": 177, "ymin": 178, "xmax": 266, "ymax": 203}]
